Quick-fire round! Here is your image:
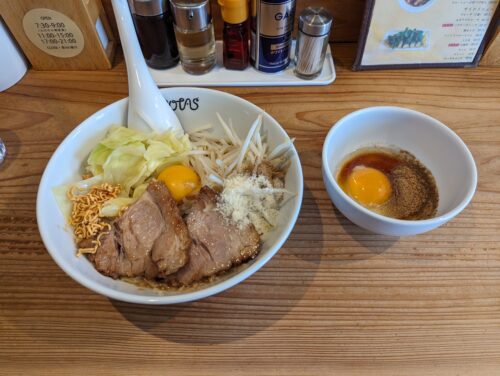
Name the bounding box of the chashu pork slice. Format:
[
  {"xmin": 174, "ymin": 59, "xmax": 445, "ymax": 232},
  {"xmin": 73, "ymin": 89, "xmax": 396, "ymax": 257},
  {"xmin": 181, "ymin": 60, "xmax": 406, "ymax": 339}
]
[
  {"xmin": 168, "ymin": 186, "xmax": 260, "ymax": 286},
  {"xmin": 87, "ymin": 181, "xmax": 191, "ymax": 279}
]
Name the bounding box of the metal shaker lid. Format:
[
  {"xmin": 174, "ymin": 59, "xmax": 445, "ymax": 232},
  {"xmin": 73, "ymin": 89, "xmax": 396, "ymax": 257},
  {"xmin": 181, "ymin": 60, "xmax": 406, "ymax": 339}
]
[
  {"xmin": 298, "ymin": 7, "xmax": 332, "ymax": 37},
  {"xmin": 170, "ymin": 0, "xmax": 212, "ymax": 32},
  {"xmin": 128, "ymin": 0, "xmax": 168, "ymax": 16}
]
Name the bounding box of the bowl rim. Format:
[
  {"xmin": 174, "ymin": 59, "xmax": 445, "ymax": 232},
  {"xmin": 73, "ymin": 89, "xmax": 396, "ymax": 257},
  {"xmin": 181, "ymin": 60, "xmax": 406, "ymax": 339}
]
[
  {"xmin": 37, "ymin": 87, "xmax": 304, "ymax": 304},
  {"xmin": 322, "ymin": 106, "xmax": 477, "ymax": 228}
]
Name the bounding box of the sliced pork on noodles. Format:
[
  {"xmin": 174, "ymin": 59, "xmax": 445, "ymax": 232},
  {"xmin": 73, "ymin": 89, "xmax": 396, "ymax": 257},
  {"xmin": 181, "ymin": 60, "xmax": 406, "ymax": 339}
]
[
  {"xmin": 58, "ymin": 114, "xmax": 294, "ymax": 289},
  {"xmin": 82, "ymin": 181, "xmax": 191, "ymax": 279}
]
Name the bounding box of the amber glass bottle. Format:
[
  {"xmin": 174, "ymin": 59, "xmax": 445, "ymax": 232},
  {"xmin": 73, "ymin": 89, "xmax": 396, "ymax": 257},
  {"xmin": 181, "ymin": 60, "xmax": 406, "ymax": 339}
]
[{"xmin": 218, "ymin": 0, "xmax": 249, "ymax": 70}]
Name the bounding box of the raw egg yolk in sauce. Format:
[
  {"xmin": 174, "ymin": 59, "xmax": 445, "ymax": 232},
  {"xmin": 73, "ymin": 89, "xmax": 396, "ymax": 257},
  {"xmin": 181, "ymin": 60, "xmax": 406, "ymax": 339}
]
[
  {"xmin": 337, "ymin": 148, "xmax": 439, "ymax": 219},
  {"xmin": 342, "ymin": 166, "xmax": 392, "ymax": 206},
  {"xmin": 158, "ymin": 165, "xmax": 201, "ymax": 201}
]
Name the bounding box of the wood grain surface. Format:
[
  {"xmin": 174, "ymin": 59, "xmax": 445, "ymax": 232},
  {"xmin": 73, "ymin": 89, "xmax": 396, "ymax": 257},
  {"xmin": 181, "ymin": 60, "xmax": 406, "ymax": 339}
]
[{"xmin": 1, "ymin": 44, "xmax": 500, "ymax": 375}]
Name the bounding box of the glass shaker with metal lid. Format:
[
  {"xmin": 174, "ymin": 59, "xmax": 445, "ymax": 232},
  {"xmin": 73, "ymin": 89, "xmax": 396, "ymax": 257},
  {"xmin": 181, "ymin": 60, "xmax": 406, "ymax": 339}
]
[
  {"xmin": 128, "ymin": 0, "xmax": 179, "ymax": 69},
  {"xmin": 169, "ymin": 0, "xmax": 216, "ymax": 75},
  {"xmin": 294, "ymin": 7, "xmax": 332, "ymax": 80}
]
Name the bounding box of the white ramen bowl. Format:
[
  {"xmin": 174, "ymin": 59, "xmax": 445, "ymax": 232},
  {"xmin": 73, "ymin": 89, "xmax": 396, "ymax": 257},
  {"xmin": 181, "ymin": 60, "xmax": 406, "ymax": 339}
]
[
  {"xmin": 37, "ymin": 87, "xmax": 303, "ymax": 304},
  {"xmin": 322, "ymin": 106, "xmax": 477, "ymax": 236}
]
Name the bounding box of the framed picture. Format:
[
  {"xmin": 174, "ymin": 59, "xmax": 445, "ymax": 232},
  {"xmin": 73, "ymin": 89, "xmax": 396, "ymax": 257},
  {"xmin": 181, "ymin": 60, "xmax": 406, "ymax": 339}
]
[{"xmin": 354, "ymin": 0, "xmax": 500, "ymax": 70}]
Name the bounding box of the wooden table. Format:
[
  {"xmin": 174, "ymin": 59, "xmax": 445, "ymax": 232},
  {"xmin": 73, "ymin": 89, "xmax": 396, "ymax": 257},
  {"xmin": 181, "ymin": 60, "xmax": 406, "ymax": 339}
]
[{"xmin": 1, "ymin": 45, "xmax": 499, "ymax": 375}]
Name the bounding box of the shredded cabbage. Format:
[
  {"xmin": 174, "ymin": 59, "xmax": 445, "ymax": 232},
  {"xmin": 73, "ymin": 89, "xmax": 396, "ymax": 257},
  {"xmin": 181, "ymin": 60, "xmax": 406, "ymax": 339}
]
[
  {"xmin": 86, "ymin": 125, "xmax": 191, "ymax": 196},
  {"xmin": 86, "ymin": 144, "xmax": 111, "ymax": 176},
  {"xmin": 102, "ymin": 142, "xmax": 148, "ymax": 194},
  {"xmin": 99, "ymin": 182, "xmax": 149, "ymax": 217},
  {"xmin": 55, "ymin": 125, "xmax": 190, "ymax": 220},
  {"xmin": 99, "ymin": 125, "xmax": 149, "ymax": 149}
]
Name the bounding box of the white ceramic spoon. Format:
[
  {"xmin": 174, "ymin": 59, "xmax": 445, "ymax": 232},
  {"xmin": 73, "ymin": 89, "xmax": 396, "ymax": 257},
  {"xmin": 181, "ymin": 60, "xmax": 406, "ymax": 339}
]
[{"xmin": 111, "ymin": 0, "xmax": 183, "ymax": 133}]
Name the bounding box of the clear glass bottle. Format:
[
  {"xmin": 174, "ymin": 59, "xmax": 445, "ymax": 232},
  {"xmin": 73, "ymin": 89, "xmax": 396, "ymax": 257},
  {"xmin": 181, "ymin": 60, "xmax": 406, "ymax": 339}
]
[
  {"xmin": 129, "ymin": 0, "xmax": 179, "ymax": 69},
  {"xmin": 170, "ymin": 0, "xmax": 216, "ymax": 75},
  {"xmin": 294, "ymin": 7, "xmax": 332, "ymax": 80}
]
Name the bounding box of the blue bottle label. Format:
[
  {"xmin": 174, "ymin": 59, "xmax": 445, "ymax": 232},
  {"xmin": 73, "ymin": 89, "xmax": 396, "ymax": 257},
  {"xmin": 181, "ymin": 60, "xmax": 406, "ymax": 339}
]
[{"xmin": 251, "ymin": 0, "xmax": 296, "ymax": 73}]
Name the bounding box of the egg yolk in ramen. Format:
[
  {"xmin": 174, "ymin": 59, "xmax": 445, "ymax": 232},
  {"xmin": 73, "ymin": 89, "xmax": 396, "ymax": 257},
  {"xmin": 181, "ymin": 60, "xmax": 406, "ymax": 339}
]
[{"xmin": 158, "ymin": 165, "xmax": 201, "ymax": 201}]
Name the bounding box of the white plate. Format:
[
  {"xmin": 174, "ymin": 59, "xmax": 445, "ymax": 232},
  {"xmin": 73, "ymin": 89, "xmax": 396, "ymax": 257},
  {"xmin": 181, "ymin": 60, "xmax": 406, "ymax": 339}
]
[{"xmin": 149, "ymin": 40, "xmax": 336, "ymax": 87}]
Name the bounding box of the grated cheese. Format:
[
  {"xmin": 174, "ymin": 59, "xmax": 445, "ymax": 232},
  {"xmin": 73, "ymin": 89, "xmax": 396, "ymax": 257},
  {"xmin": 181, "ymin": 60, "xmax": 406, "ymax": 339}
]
[{"xmin": 217, "ymin": 174, "xmax": 289, "ymax": 235}]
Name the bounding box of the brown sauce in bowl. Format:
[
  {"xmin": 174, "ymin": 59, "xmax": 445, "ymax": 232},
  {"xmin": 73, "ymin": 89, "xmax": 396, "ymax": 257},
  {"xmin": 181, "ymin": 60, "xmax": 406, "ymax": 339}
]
[{"xmin": 337, "ymin": 147, "xmax": 439, "ymax": 220}]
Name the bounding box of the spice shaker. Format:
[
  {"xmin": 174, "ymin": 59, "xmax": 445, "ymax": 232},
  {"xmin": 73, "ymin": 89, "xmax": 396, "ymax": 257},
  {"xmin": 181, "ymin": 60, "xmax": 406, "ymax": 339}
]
[
  {"xmin": 294, "ymin": 7, "xmax": 332, "ymax": 80},
  {"xmin": 129, "ymin": 0, "xmax": 179, "ymax": 69},
  {"xmin": 218, "ymin": 0, "xmax": 249, "ymax": 70},
  {"xmin": 169, "ymin": 0, "xmax": 216, "ymax": 75}
]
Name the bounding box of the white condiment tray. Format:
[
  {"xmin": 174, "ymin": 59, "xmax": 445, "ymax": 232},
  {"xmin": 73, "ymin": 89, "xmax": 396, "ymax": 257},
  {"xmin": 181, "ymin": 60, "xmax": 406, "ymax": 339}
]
[{"xmin": 149, "ymin": 40, "xmax": 336, "ymax": 87}]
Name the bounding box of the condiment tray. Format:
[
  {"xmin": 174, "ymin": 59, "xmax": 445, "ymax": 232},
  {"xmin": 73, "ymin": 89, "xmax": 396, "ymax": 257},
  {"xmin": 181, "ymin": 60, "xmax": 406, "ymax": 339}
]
[{"xmin": 149, "ymin": 40, "xmax": 336, "ymax": 87}]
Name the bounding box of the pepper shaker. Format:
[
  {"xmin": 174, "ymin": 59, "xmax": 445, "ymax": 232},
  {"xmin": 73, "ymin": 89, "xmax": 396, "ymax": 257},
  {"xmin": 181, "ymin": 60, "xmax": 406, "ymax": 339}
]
[
  {"xmin": 129, "ymin": 0, "xmax": 179, "ymax": 69},
  {"xmin": 170, "ymin": 0, "xmax": 216, "ymax": 75},
  {"xmin": 294, "ymin": 7, "xmax": 332, "ymax": 80}
]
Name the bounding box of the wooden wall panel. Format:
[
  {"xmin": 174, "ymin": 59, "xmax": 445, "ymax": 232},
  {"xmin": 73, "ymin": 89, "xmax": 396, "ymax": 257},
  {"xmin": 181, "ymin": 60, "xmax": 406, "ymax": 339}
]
[{"xmin": 102, "ymin": 0, "xmax": 365, "ymax": 43}]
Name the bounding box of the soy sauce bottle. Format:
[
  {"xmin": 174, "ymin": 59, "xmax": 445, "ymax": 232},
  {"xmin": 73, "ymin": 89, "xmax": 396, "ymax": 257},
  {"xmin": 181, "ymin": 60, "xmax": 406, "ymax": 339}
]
[
  {"xmin": 219, "ymin": 0, "xmax": 249, "ymax": 70},
  {"xmin": 129, "ymin": 0, "xmax": 179, "ymax": 69}
]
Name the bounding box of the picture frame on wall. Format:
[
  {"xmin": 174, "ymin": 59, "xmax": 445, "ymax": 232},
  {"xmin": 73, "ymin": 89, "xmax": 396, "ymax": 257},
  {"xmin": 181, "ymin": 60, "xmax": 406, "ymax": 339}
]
[{"xmin": 354, "ymin": 0, "xmax": 500, "ymax": 70}]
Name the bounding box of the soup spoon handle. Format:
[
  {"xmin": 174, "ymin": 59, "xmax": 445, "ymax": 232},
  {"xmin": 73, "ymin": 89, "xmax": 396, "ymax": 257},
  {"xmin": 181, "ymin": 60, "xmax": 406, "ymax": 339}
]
[{"xmin": 111, "ymin": 0, "xmax": 183, "ymax": 134}]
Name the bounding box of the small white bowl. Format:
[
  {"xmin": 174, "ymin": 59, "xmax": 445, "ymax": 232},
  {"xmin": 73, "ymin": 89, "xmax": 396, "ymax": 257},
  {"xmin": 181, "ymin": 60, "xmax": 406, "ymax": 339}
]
[
  {"xmin": 37, "ymin": 87, "xmax": 303, "ymax": 304},
  {"xmin": 322, "ymin": 106, "xmax": 477, "ymax": 236}
]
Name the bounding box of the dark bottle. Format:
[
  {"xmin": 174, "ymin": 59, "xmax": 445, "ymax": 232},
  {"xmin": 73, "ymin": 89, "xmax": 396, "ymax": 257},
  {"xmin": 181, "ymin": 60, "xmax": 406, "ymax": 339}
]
[
  {"xmin": 219, "ymin": 0, "xmax": 249, "ymax": 70},
  {"xmin": 129, "ymin": 0, "xmax": 179, "ymax": 69}
]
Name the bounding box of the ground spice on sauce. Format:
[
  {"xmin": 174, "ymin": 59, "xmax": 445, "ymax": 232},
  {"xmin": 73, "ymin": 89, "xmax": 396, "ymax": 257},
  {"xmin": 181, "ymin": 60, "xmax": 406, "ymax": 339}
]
[{"xmin": 338, "ymin": 148, "xmax": 438, "ymax": 220}]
